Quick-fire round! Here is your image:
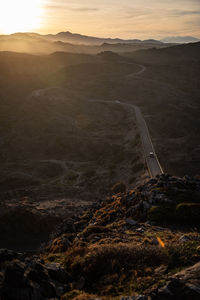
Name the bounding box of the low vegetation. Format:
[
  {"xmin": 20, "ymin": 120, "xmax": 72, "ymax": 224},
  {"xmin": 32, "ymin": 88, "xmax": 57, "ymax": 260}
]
[{"xmin": 37, "ymin": 174, "xmax": 200, "ymax": 298}]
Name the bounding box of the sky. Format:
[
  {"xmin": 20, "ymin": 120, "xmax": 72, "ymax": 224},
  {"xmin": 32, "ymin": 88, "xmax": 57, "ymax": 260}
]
[{"xmin": 0, "ymin": 0, "xmax": 200, "ymax": 38}]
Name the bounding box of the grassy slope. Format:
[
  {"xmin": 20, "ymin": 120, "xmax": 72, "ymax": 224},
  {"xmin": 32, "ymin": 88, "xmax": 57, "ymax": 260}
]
[{"xmin": 42, "ymin": 174, "xmax": 200, "ymax": 299}]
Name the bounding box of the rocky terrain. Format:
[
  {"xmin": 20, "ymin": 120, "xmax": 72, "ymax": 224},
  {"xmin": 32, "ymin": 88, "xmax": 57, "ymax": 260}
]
[{"xmin": 0, "ymin": 174, "xmax": 200, "ymax": 299}]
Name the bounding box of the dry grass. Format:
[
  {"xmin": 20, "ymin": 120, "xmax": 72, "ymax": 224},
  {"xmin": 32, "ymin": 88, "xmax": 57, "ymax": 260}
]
[{"xmin": 64, "ymin": 242, "xmax": 167, "ymax": 283}]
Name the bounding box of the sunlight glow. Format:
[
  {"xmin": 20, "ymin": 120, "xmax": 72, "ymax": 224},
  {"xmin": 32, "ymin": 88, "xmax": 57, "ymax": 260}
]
[{"xmin": 0, "ymin": 0, "xmax": 44, "ymax": 34}]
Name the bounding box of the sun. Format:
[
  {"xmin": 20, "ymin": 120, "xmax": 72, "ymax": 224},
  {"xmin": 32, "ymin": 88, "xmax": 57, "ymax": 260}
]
[{"xmin": 0, "ymin": 0, "xmax": 44, "ymax": 34}]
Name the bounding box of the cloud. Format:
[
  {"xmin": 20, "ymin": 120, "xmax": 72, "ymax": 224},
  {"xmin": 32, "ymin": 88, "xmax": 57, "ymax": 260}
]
[
  {"xmin": 169, "ymin": 9, "xmax": 200, "ymax": 16},
  {"xmin": 44, "ymin": 1, "xmax": 99, "ymax": 13},
  {"xmin": 40, "ymin": 0, "xmax": 200, "ymax": 39},
  {"xmin": 69, "ymin": 7, "xmax": 99, "ymax": 12}
]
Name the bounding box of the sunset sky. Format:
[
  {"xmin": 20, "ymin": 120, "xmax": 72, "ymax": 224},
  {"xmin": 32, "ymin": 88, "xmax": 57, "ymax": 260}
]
[{"xmin": 0, "ymin": 0, "xmax": 200, "ymax": 39}]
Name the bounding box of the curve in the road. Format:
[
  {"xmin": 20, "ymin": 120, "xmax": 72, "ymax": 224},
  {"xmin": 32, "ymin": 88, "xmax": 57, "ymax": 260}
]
[{"xmin": 126, "ymin": 64, "xmax": 146, "ymax": 78}]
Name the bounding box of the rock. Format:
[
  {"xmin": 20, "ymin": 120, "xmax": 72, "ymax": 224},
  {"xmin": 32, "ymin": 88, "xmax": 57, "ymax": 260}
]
[
  {"xmin": 179, "ymin": 235, "xmax": 191, "ymax": 243},
  {"xmin": 135, "ymin": 296, "xmax": 148, "ymax": 300},
  {"xmin": 136, "ymin": 228, "xmax": 145, "ymax": 233},
  {"xmin": 157, "ymin": 181, "xmax": 164, "ymax": 188},
  {"xmin": 155, "ymin": 265, "xmax": 167, "ymax": 275},
  {"xmin": 126, "ymin": 218, "xmax": 137, "ymax": 226},
  {"xmin": 149, "ymin": 179, "xmax": 158, "ymax": 185},
  {"xmin": 0, "ymin": 260, "xmax": 34, "ymax": 300},
  {"xmin": 151, "ymin": 262, "xmax": 200, "ymax": 299},
  {"xmin": 26, "ymin": 262, "xmax": 49, "ymax": 283},
  {"xmin": 156, "ymin": 283, "xmax": 174, "ymax": 297},
  {"xmin": 185, "ymin": 282, "xmax": 200, "ymax": 294},
  {"xmin": 45, "ymin": 263, "xmax": 72, "ymax": 283}
]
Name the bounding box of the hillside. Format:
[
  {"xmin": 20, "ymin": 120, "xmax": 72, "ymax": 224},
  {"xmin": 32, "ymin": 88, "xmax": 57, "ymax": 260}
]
[
  {"xmin": 0, "ymin": 43, "xmax": 199, "ymax": 192},
  {"xmin": 0, "ymin": 51, "xmax": 147, "ymax": 251},
  {"xmin": 71, "ymin": 42, "xmax": 200, "ymax": 176},
  {"xmin": 44, "ymin": 43, "xmax": 200, "ymax": 176},
  {"xmin": 122, "ymin": 42, "xmax": 200, "ymax": 176},
  {"xmin": 0, "ymin": 32, "xmax": 173, "ymax": 54},
  {"xmin": 0, "ymin": 174, "xmax": 200, "ymax": 299}
]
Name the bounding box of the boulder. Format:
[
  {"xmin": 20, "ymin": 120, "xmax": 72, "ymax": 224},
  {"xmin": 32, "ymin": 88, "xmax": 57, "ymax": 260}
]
[
  {"xmin": 126, "ymin": 218, "xmax": 137, "ymax": 226},
  {"xmin": 45, "ymin": 263, "xmax": 72, "ymax": 283},
  {"xmin": 152, "ymin": 262, "xmax": 200, "ymax": 300}
]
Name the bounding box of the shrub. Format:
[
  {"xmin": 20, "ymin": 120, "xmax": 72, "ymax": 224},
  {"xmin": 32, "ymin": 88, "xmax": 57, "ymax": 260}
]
[
  {"xmin": 81, "ymin": 225, "xmax": 109, "ymax": 238},
  {"xmin": 64, "ymin": 243, "xmax": 166, "ymax": 284},
  {"xmin": 148, "ymin": 206, "xmax": 175, "ymax": 223},
  {"xmin": 148, "ymin": 203, "xmax": 200, "ymax": 225}
]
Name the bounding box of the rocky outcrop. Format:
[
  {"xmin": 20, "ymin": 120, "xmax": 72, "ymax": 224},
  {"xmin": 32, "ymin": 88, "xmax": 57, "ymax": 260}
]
[
  {"xmin": 151, "ymin": 262, "xmax": 200, "ymax": 300},
  {"xmin": 0, "ymin": 250, "xmax": 71, "ymax": 300},
  {"xmin": 0, "ymin": 174, "xmax": 200, "ymax": 299}
]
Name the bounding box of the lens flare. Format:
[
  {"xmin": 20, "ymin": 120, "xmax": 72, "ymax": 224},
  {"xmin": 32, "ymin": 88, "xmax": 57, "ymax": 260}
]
[{"xmin": 157, "ymin": 237, "xmax": 165, "ymax": 248}]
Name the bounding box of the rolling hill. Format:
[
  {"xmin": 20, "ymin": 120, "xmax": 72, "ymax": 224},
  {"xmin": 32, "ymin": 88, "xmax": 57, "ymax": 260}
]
[{"xmin": 0, "ymin": 31, "xmax": 173, "ymax": 54}]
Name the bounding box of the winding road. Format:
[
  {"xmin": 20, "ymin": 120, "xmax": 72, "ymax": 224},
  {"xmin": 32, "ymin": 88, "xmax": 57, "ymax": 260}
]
[
  {"xmin": 31, "ymin": 63, "xmax": 163, "ymax": 178},
  {"xmin": 90, "ymin": 63, "xmax": 164, "ymax": 178},
  {"xmin": 126, "ymin": 64, "xmax": 146, "ymax": 77}
]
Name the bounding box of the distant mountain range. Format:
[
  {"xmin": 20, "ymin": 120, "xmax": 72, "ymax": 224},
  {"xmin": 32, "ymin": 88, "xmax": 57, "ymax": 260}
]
[
  {"xmin": 1, "ymin": 31, "xmax": 164, "ymax": 46},
  {"xmin": 160, "ymin": 36, "xmax": 200, "ymax": 44},
  {"xmin": 0, "ymin": 31, "xmax": 171, "ymax": 54},
  {"xmin": 1, "ymin": 31, "xmax": 199, "ymax": 55},
  {"xmin": 43, "ymin": 31, "xmax": 164, "ymax": 45}
]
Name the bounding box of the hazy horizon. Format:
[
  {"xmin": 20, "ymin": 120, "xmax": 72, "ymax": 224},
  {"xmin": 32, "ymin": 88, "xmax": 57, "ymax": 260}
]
[
  {"xmin": 0, "ymin": 0, "xmax": 199, "ymax": 40},
  {"xmin": 1, "ymin": 29, "xmax": 200, "ymax": 42}
]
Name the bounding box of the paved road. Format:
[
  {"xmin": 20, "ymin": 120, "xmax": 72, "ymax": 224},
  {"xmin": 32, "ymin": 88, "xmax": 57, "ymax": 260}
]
[
  {"xmin": 90, "ymin": 99, "xmax": 163, "ymax": 178},
  {"xmin": 133, "ymin": 105, "xmax": 164, "ymax": 177},
  {"xmin": 116, "ymin": 102, "xmax": 163, "ymax": 177},
  {"xmin": 32, "ymin": 63, "xmax": 162, "ymax": 178}
]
